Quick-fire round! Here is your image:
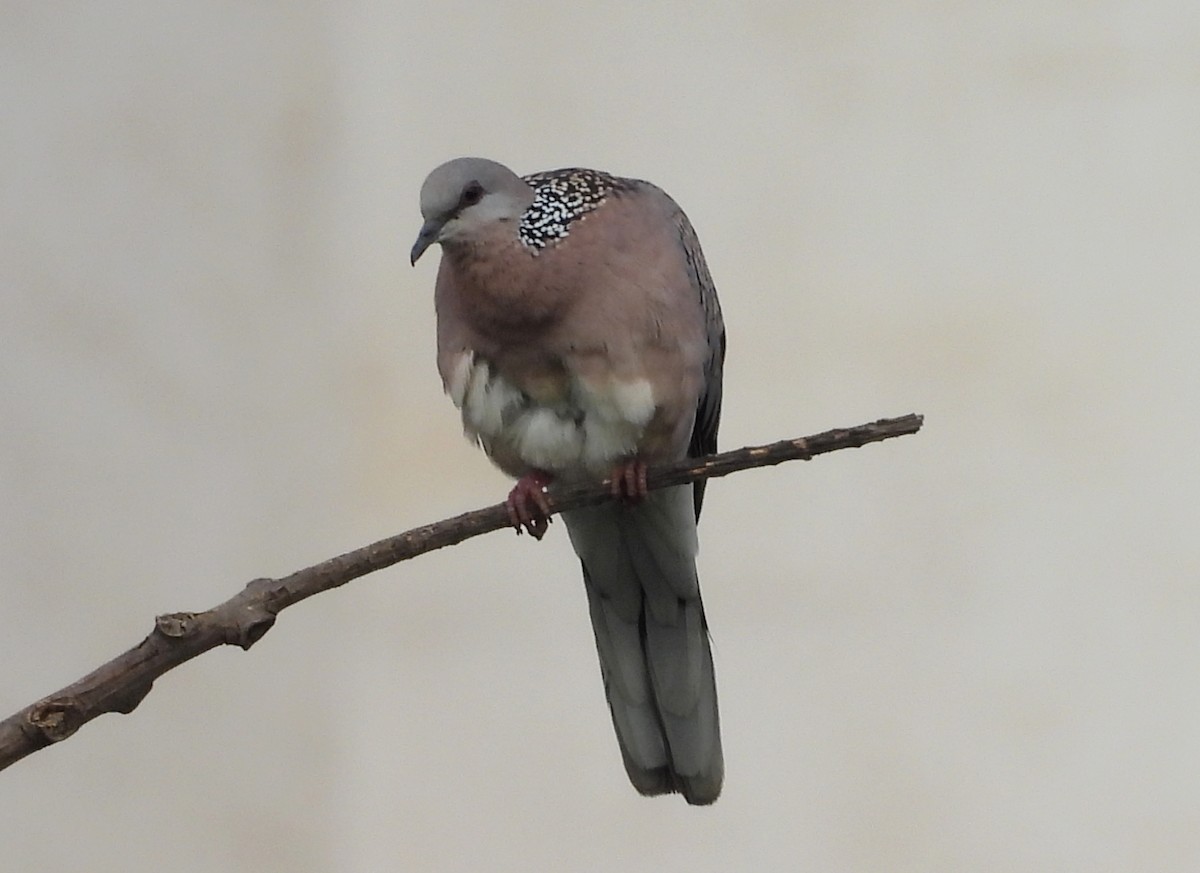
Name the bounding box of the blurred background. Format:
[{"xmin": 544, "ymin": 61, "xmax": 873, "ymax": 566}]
[{"xmin": 3, "ymin": 2, "xmax": 1198, "ymax": 870}]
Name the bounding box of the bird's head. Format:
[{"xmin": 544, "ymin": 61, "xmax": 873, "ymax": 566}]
[{"xmin": 410, "ymin": 157, "xmax": 534, "ymax": 265}]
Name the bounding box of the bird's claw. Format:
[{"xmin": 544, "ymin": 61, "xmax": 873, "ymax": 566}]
[
  {"xmin": 506, "ymin": 471, "xmax": 554, "ymax": 539},
  {"xmin": 610, "ymin": 459, "xmax": 649, "ymax": 505}
]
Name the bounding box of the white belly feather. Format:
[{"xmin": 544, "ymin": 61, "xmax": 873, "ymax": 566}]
[{"xmin": 446, "ymin": 351, "xmax": 656, "ymax": 474}]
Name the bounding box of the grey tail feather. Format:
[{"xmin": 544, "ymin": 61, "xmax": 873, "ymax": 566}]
[{"xmin": 565, "ymin": 485, "xmax": 723, "ymax": 805}]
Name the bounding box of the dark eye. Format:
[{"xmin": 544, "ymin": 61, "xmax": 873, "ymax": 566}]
[{"xmin": 461, "ymin": 181, "xmax": 484, "ymax": 206}]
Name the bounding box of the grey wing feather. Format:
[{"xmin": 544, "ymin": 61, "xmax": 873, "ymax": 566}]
[{"xmin": 676, "ymin": 211, "xmax": 726, "ymax": 519}]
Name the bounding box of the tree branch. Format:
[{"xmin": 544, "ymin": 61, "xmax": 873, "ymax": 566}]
[{"xmin": 0, "ymin": 413, "xmax": 923, "ymax": 772}]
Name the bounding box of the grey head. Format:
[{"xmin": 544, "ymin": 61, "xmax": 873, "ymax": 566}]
[{"xmin": 410, "ymin": 157, "xmax": 535, "ymax": 265}]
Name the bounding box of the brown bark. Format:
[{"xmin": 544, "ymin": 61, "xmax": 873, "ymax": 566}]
[{"xmin": 0, "ymin": 413, "xmax": 923, "ymax": 772}]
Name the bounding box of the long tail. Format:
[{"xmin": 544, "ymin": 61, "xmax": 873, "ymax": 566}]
[{"xmin": 563, "ymin": 484, "xmax": 723, "ymax": 805}]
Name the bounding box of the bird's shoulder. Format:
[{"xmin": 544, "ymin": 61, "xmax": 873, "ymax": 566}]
[{"xmin": 517, "ymin": 167, "xmax": 664, "ymax": 250}]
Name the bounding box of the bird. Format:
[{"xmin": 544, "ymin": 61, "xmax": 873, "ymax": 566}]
[{"xmin": 410, "ymin": 157, "xmax": 726, "ymax": 804}]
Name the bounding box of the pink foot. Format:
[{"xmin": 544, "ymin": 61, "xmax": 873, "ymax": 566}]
[
  {"xmin": 609, "ymin": 459, "xmax": 649, "ymax": 505},
  {"xmin": 506, "ymin": 470, "xmax": 554, "ymax": 539}
]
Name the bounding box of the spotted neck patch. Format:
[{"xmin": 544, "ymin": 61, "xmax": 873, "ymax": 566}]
[{"xmin": 518, "ymin": 168, "xmax": 634, "ymax": 250}]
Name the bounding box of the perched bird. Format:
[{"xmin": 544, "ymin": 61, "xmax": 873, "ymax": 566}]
[{"xmin": 411, "ymin": 157, "xmax": 726, "ymax": 804}]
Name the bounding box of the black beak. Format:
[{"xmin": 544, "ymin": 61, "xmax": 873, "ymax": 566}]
[{"xmin": 410, "ymin": 219, "xmax": 443, "ymax": 265}]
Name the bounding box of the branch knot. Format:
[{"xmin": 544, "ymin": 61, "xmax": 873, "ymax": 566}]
[
  {"xmin": 28, "ymin": 698, "xmax": 84, "ymax": 743},
  {"xmin": 155, "ymin": 612, "xmax": 198, "ymax": 638}
]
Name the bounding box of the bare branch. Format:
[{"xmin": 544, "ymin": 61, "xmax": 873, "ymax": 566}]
[{"xmin": 0, "ymin": 413, "xmax": 923, "ymax": 772}]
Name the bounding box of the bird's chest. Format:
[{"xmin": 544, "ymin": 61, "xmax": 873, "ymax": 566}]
[
  {"xmin": 445, "ymin": 240, "xmax": 573, "ymax": 338},
  {"xmin": 445, "ymin": 349, "xmax": 656, "ymax": 478}
]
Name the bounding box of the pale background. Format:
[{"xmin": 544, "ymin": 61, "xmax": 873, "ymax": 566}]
[{"xmin": 2, "ymin": 3, "xmax": 1198, "ymax": 871}]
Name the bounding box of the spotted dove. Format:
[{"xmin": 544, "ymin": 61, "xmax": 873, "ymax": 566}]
[{"xmin": 411, "ymin": 158, "xmax": 726, "ymax": 804}]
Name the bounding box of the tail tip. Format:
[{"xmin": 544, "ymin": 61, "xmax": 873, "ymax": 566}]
[{"xmin": 627, "ymin": 764, "xmax": 723, "ymax": 806}]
